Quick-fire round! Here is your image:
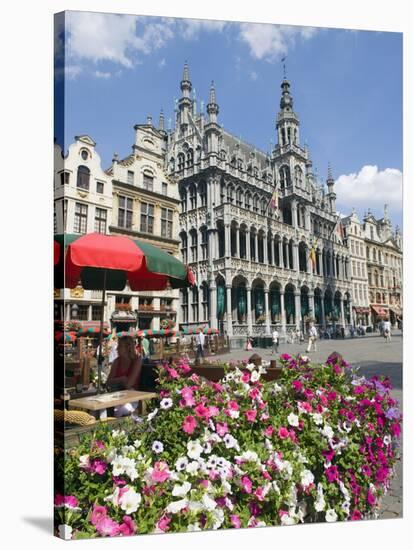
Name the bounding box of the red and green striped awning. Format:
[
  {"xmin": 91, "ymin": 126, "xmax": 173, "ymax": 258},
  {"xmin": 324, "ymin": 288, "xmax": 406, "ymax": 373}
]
[
  {"xmin": 77, "ymin": 327, "xmax": 110, "ymax": 337},
  {"xmin": 54, "ymin": 233, "xmax": 195, "ymax": 291},
  {"xmin": 54, "ymin": 331, "xmax": 77, "ymax": 343},
  {"xmin": 180, "ymin": 327, "xmax": 219, "ymax": 335}
]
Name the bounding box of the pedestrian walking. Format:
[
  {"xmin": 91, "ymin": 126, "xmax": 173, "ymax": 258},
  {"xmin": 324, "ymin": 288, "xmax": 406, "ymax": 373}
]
[
  {"xmin": 306, "ymin": 323, "xmax": 318, "ymax": 353},
  {"xmin": 195, "ymin": 328, "xmax": 205, "ymax": 362},
  {"xmin": 383, "ymin": 319, "xmax": 392, "ymax": 343},
  {"xmin": 271, "ymin": 328, "xmax": 279, "ymax": 354}
]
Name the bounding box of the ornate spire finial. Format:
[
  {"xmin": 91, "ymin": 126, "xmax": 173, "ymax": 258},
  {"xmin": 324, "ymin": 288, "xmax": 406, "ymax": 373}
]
[
  {"xmin": 384, "ymin": 203, "xmax": 389, "ymax": 221},
  {"xmin": 327, "ymin": 162, "xmax": 333, "ymax": 181},
  {"xmin": 159, "ymin": 108, "xmax": 165, "ymax": 131},
  {"xmin": 183, "ymin": 60, "xmax": 190, "ymax": 82},
  {"xmin": 209, "ymin": 80, "xmax": 216, "ymax": 104},
  {"xmin": 281, "ymin": 56, "xmax": 287, "ymax": 79}
]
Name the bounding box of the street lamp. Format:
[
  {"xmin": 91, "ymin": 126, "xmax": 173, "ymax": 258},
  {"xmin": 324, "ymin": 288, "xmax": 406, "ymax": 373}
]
[{"xmin": 71, "ymin": 303, "xmax": 79, "ymax": 319}]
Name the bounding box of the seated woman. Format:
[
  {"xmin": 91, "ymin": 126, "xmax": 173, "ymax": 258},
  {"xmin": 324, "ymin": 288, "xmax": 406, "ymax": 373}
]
[{"xmin": 107, "ymin": 336, "xmax": 142, "ymax": 392}]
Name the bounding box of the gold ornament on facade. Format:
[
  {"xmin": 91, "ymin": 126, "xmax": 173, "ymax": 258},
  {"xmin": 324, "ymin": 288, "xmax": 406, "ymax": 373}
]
[
  {"xmin": 54, "ymin": 288, "xmax": 61, "ymax": 298},
  {"xmin": 70, "ymin": 286, "xmax": 84, "ymax": 298}
]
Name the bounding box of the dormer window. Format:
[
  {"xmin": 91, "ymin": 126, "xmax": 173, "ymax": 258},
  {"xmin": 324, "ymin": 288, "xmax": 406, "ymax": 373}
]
[
  {"xmin": 77, "ymin": 165, "xmax": 90, "ymax": 191},
  {"xmin": 143, "ymin": 172, "xmax": 154, "ymax": 191}
]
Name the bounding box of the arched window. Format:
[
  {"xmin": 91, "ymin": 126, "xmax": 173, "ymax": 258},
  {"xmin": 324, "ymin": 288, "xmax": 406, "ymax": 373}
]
[
  {"xmin": 261, "ymin": 197, "xmax": 267, "ymax": 215},
  {"xmin": 245, "ymin": 192, "xmax": 251, "ymax": 210},
  {"xmin": 77, "ymin": 165, "xmax": 90, "ymax": 191},
  {"xmin": 180, "ymin": 188, "xmax": 187, "ymax": 214},
  {"xmin": 199, "ymin": 181, "xmax": 207, "ymax": 207},
  {"xmin": 180, "ymin": 231, "xmax": 188, "ymax": 264},
  {"xmin": 220, "ymin": 150, "xmax": 226, "ymax": 161},
  {"xmin": 236, "ymin": 188, "xmax": 243, "ymax": 207},
  {"xmin": 294, "ymin": 165, "xmax": 303, "ymax": 187},
  {"xmin": 177, "ymin": 153, "xmax": 185, "ymax": 171},
  {"xmin": 189, "ymin": 185, "xmax": 197, "ymax": 210},
  {"xmin": 253, "ymin": 195, "xmax": 259, "ymax": 213},
  {"xmin": 227, "ymin": 185, "xmax": 234, "ymax": 203},
  {"xmin": 279, "ymin": 165, "xmax": 291, "ymax": 189},
  {"xmin": 191, "ymin": 286, "xmax": 199, "ymax": 322},
  {"xmin": 220, "ymin": 179, "xmax": 226, "ymax": 202},
  {"xmin": 186, "ymin": 149, "xmax": 194, "ymax": 167}
]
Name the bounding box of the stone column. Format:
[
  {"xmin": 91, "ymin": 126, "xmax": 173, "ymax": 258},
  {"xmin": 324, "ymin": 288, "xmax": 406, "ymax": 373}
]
[
  {"xmin": 294, "ymin": 291, "xmax": 302, "ymax": 330},
  {"xmin": 348, "ymin": 297, "xmax": 354, "ymax": 326},
  {"xmin": 340, "ymin": 297, "xmax": 345, "ymax": 327},
  {"xmin": 291, "ymin": 200, "xmax": 298, "ymax": 228},
  {"xmin": 264, "ymin": 289, "xmax": 271, "ymax": 334},
  {"xmin": 254, "ymin": 233, "xmax": 258, "ymax": 262},
  {"xmin": 307, "ymin": 248, "xmax": 312, "ymax": 274},
  {"xmin": 278, "ymin": 239, "xmax": 283, "ymax": 267},
  {"xmin": 209, "ymin": 280, "xmax": 217, "ymax": 329},
  {"xmin": 263, "ymin": 234, "xmax": 268, "ymax": 264},
  {"xmin": 225, "ymin": 224, "xmax": 231, "ymax": 257},
  {"xmin": 245, "ymin": 229, "xmax": 251, "ymax": 261},
  {"xmin": 319, "ymin": 249, "xmax": 324, "ymax": 276},
  {"xmin": 197, "ymin": 229, "xmax": 202, "ymax": 263},
  {"xmin": 293, "ymin": 242, "xmax": 299, "ymax": 272},
  {"xmin": 226, "ymin": 284, "xmax": 233, "ymax": 336},
  {"xmin": 280, "ymin": 289, "xmax": 286, "ymax": 335},
  {"xmin": 321, "ymin": 297, "xmax": 326, "ymax": 328},
  {"xmin": 308, "ymin": 291, "xmax": 315, "ymax": 320},
  {"xmin": 269, "ymin": 236, "xmax": 274, "ymax": 265},
  {"xmin": 246, "ymin": 286, "xmax": 253, "ymax": 335},
  {"xmin": 236, "ymin": 226, "xmax": 241, "ymax": 258},
  {"xmin": 329, "ymin": 251, "xmax": 334, "ymax": 278}
]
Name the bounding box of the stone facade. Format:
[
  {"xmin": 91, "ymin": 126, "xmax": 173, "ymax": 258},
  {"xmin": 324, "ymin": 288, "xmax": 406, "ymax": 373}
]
[
  {"xmin": 167, "ymin": 64, "xmax": 353, "ymax": 341},
  {"xmin": 363, "ymin": 206, "xmax": 403, "ymax": 326},
  {"xmin": 54, "ymin": 135, "xmax": 113, "ymax": 325}
]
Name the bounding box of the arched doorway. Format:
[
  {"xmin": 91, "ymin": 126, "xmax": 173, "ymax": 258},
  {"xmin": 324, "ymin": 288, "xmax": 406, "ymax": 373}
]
[
  {"xmin": 252, "ymin": 279, "xmax": 265, "ymax": 324},
  {"xmin": 232, "ymin": 275, "xmax": 248, "ymax": 324},
  {"xmin": 216, "ymin": 276, "xmax": 226, "ymax": 334},
  {"xmin": 269, "ymin": 282, "xmax": 281, "ymax": 324},
  {"xmin": 314, "ymin": 288, "xmax": 323, "ymax": 324},
  {"xmin": 285, "ymin": 283, "xmax": 296, "ymax": 325}
]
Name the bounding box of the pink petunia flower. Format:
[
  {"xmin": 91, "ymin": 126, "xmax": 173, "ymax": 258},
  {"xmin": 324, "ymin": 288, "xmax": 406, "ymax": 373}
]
[
  {"xmin": 182, "ymin": 415, "xmax": 198, "ymax": 434},
  {"xmin": 151, "ymin": 461, "xmax": 170, "ymax": 483},
  {"xmin": 92, "ymin": 460, "xmax": 107, "ymax": 475},
  {"xmin": 227, "ymin": 400, "xmax": 239, "ymax": 411},
  {"xmin": 241, "ymin": 371, "xmax": 251, "ymax": 383},
  {"xmin": 208, "ymin": 406, "xmax": 220, "ymax": 417},
  {"xmin": 194, "ymin": 403, "xmax": 210, "ymax": 418},
  {"xmin": 95, "ymin": 516, "xmax": 121, "ymax": 537},
  {"xmin": 264, "ymin": 425, "xmax": 274, "ymax": 437},
  {"xmin": 241, "ymin": 475, "xmax": 253, "ymax": 494},
  {"xmin": 91, "ymin": 505, "xmax": 108, "ymax": 526},
  {"xmin": 216, "ymin": 422, "xmax": 229, "ymax": 437},
  {"xmin": 350, "ymin": 509, "xmax": 362, "ymax": 521},
  {"xmin": 245, "ymin": 409, "xmax": 257, "ymax": 422},
  {"xmin": 230, "ymin": 514, "xmax": 241, "ymax": 528},
  {"xmin": 278, "ymin": 427, "xmax": 289, "ymax": 440},
  {"xmin": 119, "ymin": 515, "xmax": 137, "ymax": 536},
  {"xmin": 325, "ymin": 465, "xmax": 340, "ymax": 483},
  {"xmin": 291, "ymin": 380, "xmax": 303, "ymax": 393},
  {"xmin": 156, "ymin": 515, "xmax": 171, "ymax": 532}
]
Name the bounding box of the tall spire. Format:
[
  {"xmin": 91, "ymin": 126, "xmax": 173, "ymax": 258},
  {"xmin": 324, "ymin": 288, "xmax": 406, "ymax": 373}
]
[
  {"xmin": 159, "ymin": 108, "xmax": 165, "ymax": 131},
  {"xmin": 180, "ymin": 61, "xmax": 192, "ymax": 95},
  {"xmin": 206, "ymin": 80, "xmax": 219, "ymax": 123},
  {"xmin": 276, "ymin": 74, "xmax": 300, "ymax": 147}
]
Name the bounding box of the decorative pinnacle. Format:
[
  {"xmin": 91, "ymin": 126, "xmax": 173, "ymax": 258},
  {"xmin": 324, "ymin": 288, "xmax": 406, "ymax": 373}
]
[
  {"xmin": 159, "ymin": 108, "xmax": 165, "ymax": 131},
  {"xmin": 183, "ymin": 61, "xmax": 190, "ymax": 82},
  {"xmin": 327, "ymin": 162, "xmax": 333, "ymax": 181},
  {"xmin": 209, "ymin": 81, "xmax": 216, "ymax": 104}
]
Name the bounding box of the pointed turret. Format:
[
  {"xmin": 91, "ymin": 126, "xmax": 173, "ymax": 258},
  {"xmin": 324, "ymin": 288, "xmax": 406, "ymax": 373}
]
[
  {"xmin": 159, "ymin": 109, "xmax": 165, "ymax": 131},
  {"xmin": 206, "ymin": 80, "xmax": 219, "ymax": 123},
  {"xmin": 276, "ymin": 77, "xmax": 300, "ymax": 147},
  {"xmin": 178, "ymin": 61, "xmax": 193, "ymax": 129},
  {"xmin": 326, "ymin": 163, "xmax": 336, "ymax": 213}
]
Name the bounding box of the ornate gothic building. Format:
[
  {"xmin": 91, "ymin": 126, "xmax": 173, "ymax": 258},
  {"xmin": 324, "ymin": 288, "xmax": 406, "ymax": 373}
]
[{"xmin": 166, "ymin": 63, "xmax": 353, "ymax": 343}]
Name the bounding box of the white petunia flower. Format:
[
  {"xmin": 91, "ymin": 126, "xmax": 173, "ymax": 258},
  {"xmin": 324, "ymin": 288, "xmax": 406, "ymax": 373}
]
[
  {"xmin": 203, "ymin": 441, "xmax": 212, "ymax": 454},
  {"xmin": 160, "ymin": 397, "xmax": 173, "ymax": 409},
  {"xmin": 186, "ymin": 461, "xmax": 200, "ymax": 474},
  {"xmin": 300, "ymin": 469, "xmax": 315, "ymax": 489},
  {"xmin": 120, "ymin": 487, "xmax": 142, "ymax": 514},
  {"xmin": 166, "ymin": 499, "xmax": 189, "ymax": 514},
  {"xmin": 175, "ymin": 456, "xmax": 188, "ymax": 471},
  {"xmin": 223, "ymin": 434, "xmax": 238, "ymax": 449},
  {"xmin": 188, "ymin": 500, "xmax": 204, "ymax": 512},
  {"xmin": 152, "ymin": 441, "xmax": 164, "ymax": 454},
  {"xmin": 211, "ymin": 508, "xmax": 225, "ymax": 529},
  {"xmin": 280, "ymin": 513, "xmax": 297, "ymax": 525},
  {"xmin": 172, "ymin": 481, "xmax": 192, "ymax": 497},
  {"xmin": 133, "ymin": 438, "xmax": 142, "ymax": 448},
  {"xmin": 325, "ymin": 509, "xmax": 338, "ymax": 522},
  {"xmin": 250, "ymin": 370, "xmax": 260, "ymax": 383},
  {"xmin": 287, "ymin": 413, "xmax": 299, "ymax": 427},
  {"xmin": 383, "ymin": 435, "xmax": 392, "ymax": 446},
  {"xmin": 187, "ymin": 522, "xmax": 202, "ymax": 531},
  {"xmin": 246, "ymin": 363, "xmax": 256, "ymax": 371},
  {"xmin": 312, "ymin": 413, "xmax": 324, "ymax": 426},
  {"xmin": 79, "ymin": 454, "xmax": 90, "ymax": 469},
  {"xmin": 58, "ymin": 524, "xmax": 73, "ymax": 540},
  {"xmin": 272, "ymin": 382, "xmax": 283, "ymax": 393},
  {"xmin": 202, "ymin": 494, "xmax": 217, "ymax": 511},
  {"xmin": 321, "ymin": 424, "xmax": 334, "ymax": 439},
  {"xmin": 187, "ymin": 439, "xmax": 203, "ymax": 460}
]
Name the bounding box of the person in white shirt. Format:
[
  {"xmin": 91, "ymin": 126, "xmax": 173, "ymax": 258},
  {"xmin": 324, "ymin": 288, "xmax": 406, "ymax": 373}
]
[
  {"xmin": 306, "ymin": 323, "xmax": 318, "ymax": 352},
  {"xmin": 383, "ymin": 319, "xmax": 391, "ymax": 342},
  {"xmin": 195, "ymin": 329, "xmax": 205, "ymax": 361},
  {"xmin": 272, "ymin": 328, "xmax": 279, "ymax": 354}
]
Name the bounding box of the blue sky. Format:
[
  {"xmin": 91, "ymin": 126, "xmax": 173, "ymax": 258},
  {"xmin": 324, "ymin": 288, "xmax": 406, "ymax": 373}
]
[{"xmin": 55, "ymin": 11, "xmax": 403, "ymax": 228}]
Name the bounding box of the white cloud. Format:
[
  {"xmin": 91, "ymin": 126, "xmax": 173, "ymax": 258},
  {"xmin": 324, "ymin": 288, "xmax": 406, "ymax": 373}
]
[
  {"xmin": 64, "ymin": 65, "xmax": 83, "ymax": 80},
  {"xmin": 94, "ymin": 70, "xmax": 111, "ymax": 79},
  {"xmin": 179, "ymin": 18, "xmax": 227, "ymax": 40},
  {"xmin": 335, "ymin": 165, "xmax": 402, "ymax": 214},
  {"xmin": 238, "ymin": 23, "xmax": 318, "ymax": 61},
  {"xmin": 250, "ymin": 71, "xmax": 258, "ymax": 81},
  {"xmin": 66, "ymin": 12, "xmax": 174, "ymax": 68}
]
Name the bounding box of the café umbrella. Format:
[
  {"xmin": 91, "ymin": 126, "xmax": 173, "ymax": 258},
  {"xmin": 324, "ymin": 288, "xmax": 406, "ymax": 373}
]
[{"xmin": 54, "ymin": 232, "xmax": 195, "ymax": 391}]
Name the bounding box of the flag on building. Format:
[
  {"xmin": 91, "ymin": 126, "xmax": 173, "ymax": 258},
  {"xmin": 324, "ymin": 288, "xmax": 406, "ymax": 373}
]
[
  {"xmin": 309, "ymin": 246, "xmax": 317, "ymax": 271},
  {"xmin": 266, "ymin": 186, "xmax": 279, "ymax": 213}
]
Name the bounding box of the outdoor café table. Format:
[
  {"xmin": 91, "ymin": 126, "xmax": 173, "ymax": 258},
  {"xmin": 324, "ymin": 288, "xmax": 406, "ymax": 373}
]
[{"xmin": 68, "ymin": 390, "xmax": 157, "ymax": 420}]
